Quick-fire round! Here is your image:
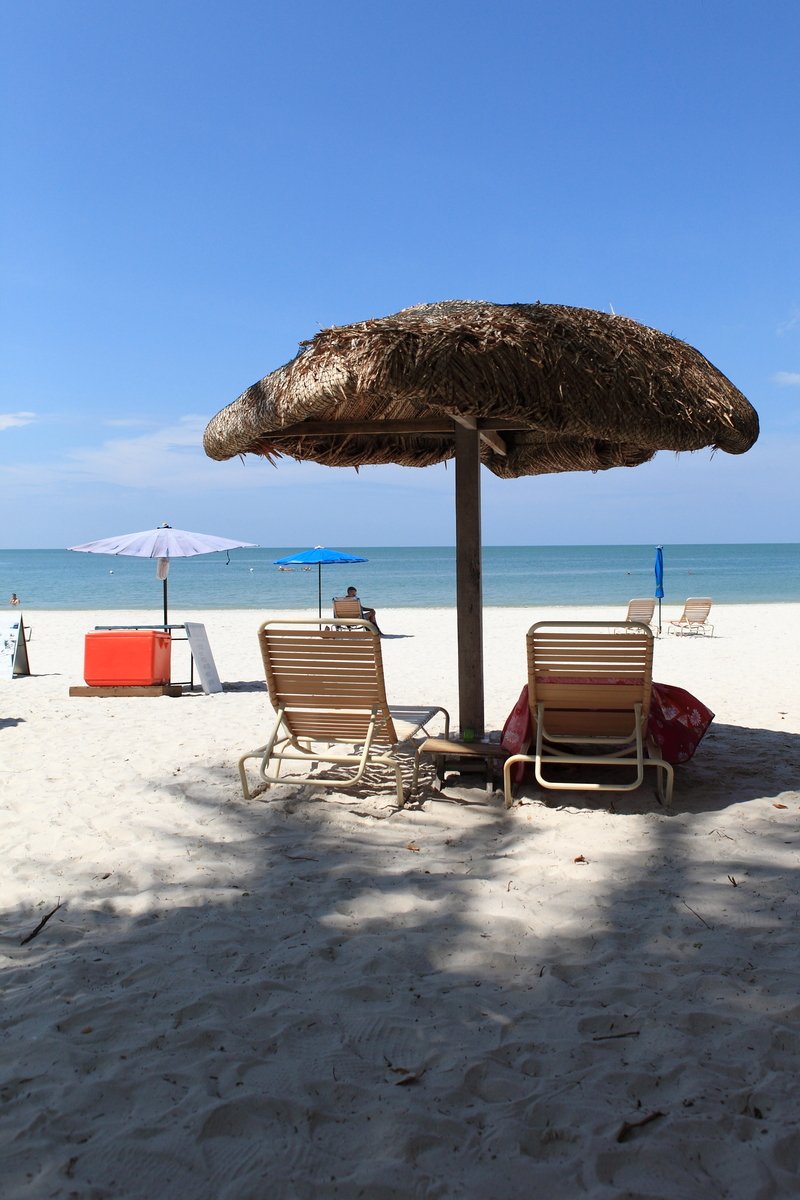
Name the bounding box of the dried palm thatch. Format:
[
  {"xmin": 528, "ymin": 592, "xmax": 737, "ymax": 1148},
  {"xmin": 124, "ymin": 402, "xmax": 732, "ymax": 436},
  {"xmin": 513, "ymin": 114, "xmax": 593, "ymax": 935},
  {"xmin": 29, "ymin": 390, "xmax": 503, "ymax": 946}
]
[{"xmin": 203, "ymin": 301, "xmax": 758, "ymax": 475}]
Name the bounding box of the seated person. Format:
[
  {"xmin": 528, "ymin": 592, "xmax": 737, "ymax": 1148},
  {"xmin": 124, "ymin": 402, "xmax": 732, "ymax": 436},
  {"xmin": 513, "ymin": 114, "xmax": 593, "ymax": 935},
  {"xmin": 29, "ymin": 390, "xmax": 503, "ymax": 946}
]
[{"xmin": 346, "ymin": 585, "xmax": 382, "ymax": 634}]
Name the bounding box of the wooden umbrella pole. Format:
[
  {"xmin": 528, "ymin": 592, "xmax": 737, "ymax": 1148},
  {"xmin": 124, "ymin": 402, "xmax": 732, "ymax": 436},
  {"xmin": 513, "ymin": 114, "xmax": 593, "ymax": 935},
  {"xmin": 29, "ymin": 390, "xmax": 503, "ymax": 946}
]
[{"xmin": 454, "ymin": 422, "xmax": 484, "ymax": 737}]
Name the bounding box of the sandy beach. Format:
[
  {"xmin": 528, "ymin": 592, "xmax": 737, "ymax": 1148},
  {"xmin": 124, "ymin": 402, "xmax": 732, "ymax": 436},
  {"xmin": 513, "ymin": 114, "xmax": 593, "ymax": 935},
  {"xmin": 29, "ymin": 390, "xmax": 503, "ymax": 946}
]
[{"xmin": 3, "ymin": 603, "xmax": 800, "ymax": 1198}]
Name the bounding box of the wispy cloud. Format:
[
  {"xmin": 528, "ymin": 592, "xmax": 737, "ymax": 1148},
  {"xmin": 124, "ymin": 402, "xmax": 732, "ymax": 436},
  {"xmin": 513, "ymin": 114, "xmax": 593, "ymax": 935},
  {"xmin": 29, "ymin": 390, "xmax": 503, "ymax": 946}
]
[
  {"xmin": 59, "ymin": 419, "xmax": 443, "ymax": 492},
  {"xmin": 61, "ymin": 416, "xmax": 247, "ymax": 487},
  {"xmin": 0, "ymin": 415, "xmax": 451, "ymax": 515},
  {"xmin": 773, "ymin": 371, "xmax": 800, "ymax": 387},
  {"xmin": 0, "ymin": 415, "xmax": 359, "ymax": 492},
  {"xmin": 777, "ymin": 309, "xmax": 800, "ymax": 336},
  {"xmin": 0, "ymin": 416, "xmax": 217, "ymax": 490},
  {"xmin": 0, "ymin": 411, "xmax": 37, "ymax": 432},
  {"xmin": 102, "ymin": 417, "xmax": 156, "ymax": 429}
]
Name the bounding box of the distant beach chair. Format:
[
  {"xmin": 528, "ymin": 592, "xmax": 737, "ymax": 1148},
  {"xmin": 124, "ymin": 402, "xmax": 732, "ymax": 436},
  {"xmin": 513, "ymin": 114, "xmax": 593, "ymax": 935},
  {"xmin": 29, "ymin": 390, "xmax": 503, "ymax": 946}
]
[
  {"xmin": 669, "ymin": 598, "xmax": 714, "ymax": 637},
  {"xmin": 331, "ymin": 595, "xmax": 364, "ymax": 628},
  {"xmin": 625, "ymin": 598, "xmax": 655, "ymax": 627},
  {"xmin": 239, "ymin": 619, "xmax": 449, "ymax": 804},
  {"xmin": 502, "ymin": 620, "xmax": 673, "ymax": 810}
]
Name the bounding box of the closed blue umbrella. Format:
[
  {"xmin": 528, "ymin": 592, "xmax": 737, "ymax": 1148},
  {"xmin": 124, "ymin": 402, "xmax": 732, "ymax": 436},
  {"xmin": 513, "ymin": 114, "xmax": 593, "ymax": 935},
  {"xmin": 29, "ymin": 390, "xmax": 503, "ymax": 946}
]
[
  {"xmin": 654, "ymin": 546, "xmax": 665, "ymax": 635},
  {"xmin": 273, "ymin": 546, "xmax": 367, "ymax": 617}
]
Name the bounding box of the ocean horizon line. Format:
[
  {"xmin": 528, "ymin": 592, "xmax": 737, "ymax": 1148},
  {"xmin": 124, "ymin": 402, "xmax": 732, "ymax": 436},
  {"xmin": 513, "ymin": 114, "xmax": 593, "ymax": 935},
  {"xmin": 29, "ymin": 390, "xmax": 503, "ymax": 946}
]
[
  {"xmin": 5, "ymin": 539, "xmax": 800, "ymax": 553},
  {"xmin": 2, "ymin": 544, "xmax": 798, "ymax": 610}
]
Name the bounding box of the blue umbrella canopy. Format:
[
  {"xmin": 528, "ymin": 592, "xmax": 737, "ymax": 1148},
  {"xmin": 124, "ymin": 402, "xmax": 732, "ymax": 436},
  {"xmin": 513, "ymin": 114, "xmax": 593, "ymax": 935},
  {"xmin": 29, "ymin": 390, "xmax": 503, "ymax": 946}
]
[
  {"xmin": 654, "ymin": 546, "xmax": 665, "ymax": 634},
  {"xmin": 273, "ymin": 546, "xmax": 367, "ymax": 617}
]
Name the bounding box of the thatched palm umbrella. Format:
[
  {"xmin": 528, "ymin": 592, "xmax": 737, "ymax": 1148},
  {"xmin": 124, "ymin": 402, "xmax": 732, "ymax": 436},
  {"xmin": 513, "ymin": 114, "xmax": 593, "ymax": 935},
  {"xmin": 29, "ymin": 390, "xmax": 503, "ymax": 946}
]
[{"xmin": 204, "ymin": 301, "xmax": 759, "ymax": 733}]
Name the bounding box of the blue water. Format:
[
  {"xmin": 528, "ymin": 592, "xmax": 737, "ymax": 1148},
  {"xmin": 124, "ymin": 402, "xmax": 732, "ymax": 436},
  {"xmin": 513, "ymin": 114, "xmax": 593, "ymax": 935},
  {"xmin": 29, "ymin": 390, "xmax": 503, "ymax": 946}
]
[{"xmin": 1, "ymin": 545, "xmax": 798, "ymax": 612}]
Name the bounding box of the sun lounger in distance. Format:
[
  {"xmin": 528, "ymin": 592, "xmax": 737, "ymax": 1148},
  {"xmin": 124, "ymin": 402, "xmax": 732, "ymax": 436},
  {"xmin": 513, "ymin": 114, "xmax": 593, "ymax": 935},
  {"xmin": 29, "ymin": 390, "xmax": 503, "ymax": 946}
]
[
  {"xmin": 625, "ymin": 598, "xmax": 655, "ymax": 626},
  {"xmin": 669, "ymin": 598, "xmax": 714, "ymax": 636},
  {"xmin": 332, "ymin": 596, "xmax": 364, "ymax": 620}
]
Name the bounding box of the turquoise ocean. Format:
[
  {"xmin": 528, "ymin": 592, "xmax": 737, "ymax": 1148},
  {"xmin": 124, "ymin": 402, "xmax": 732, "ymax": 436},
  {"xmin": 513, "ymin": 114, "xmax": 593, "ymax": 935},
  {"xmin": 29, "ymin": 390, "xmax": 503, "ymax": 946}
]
[{"xmin": 1, "ymin": 545, "xmax": 798, "ymax": 612}]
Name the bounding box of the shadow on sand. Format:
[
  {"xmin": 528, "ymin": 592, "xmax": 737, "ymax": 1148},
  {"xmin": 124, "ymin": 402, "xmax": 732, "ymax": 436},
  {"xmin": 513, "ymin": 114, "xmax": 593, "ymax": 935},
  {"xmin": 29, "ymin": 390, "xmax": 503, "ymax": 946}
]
[{"xmin": 3, "ymin": 722, "xmax": 800, "ymax": 1196}]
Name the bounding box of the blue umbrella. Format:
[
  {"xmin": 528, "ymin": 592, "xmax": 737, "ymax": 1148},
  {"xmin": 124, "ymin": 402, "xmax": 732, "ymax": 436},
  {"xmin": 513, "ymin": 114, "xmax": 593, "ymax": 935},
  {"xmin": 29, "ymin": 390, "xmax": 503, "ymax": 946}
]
[
  {"xmin": 654, "ymin": 546, "xmax": 665, "ymax": 635},
  {"xmin": 273, "ymin": 546, "xmax": 367, "ymax": 617}
]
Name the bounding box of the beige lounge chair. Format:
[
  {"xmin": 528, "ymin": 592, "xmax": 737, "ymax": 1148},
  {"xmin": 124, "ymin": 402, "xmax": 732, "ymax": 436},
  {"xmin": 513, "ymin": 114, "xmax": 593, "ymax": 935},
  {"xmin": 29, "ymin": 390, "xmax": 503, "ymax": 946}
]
[
  {"xmin": 502, "ymin": 620, "xmax": 673, "ymax": 810},
  {"xmin": 332, "ymin": 595, "xmax": 363, "ymax": 620},
  {"xmin": 625, "ymin": 598, "xmax": 655, "ymax": 626},
  {"xmin": 239, "ymin": 619, "xmax": 449, "ymax": 804},
  {"xmin": 669, "ymin": 598, "xmax": 714, "ymax": 636},
  {"xmin": 331, "ymin": 595, "xmax": 365, "ymax": 629}
]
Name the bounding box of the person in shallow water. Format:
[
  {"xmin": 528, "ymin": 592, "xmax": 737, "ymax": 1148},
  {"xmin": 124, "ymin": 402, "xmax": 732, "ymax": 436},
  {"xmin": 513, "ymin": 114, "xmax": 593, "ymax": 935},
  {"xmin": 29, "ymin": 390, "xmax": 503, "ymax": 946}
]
[
  {"xmin": 346, "ymin": 586, "xmax": 381, "ymax": 633},
  {"xmin": 9, "ymin": 592, "xmax": 20, "ymax": 606}
]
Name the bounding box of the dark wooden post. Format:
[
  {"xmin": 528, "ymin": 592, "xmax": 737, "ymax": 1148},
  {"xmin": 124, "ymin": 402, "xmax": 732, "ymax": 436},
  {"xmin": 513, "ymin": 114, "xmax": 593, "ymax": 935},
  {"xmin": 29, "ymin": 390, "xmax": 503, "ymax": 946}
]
[{"xmin": 454, "ymin": 421, "xmax": 484, "ymax": 736}]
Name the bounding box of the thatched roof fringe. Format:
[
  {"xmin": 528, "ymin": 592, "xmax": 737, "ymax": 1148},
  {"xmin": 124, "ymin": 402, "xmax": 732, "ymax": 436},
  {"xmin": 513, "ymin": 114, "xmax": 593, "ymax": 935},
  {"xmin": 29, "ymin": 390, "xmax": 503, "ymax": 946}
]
[{"xmin": 203, "ymin": 301, "xmax": 759, "ymax": 478}]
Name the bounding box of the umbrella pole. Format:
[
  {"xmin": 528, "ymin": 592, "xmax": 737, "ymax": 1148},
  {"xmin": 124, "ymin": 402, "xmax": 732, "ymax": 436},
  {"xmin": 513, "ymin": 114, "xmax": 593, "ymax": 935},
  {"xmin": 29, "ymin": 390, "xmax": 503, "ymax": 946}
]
[
  {"xmin": 658, "ymin": 598, "xmax": 662, "ymax": 637},
  {"xmin": 163, "ymin": 577, "xmax": 168, "ymax": 628},
  {"xmin": 454, "ymin": 423, "xmax": 484, "ymax": 736},
  {"xmin": 318, "ymin": 564, "xmax": 322, "ymax": 619}
]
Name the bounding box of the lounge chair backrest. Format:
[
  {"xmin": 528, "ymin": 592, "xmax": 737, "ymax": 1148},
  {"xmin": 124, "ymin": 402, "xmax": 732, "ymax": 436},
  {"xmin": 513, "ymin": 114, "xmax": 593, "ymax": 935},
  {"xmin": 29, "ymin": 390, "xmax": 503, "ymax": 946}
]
[
  {"xmin": 501, "ymin": 619, "xmax": 672, "ymax": 809},
  {"xmin": 332, "ymin": 596, "xmax": 363, "ymax": 620},
  {"xmin": 668, "ymin": 597, "xmax": 714, "ymax": 636},
  {"xmin": 681, "ymin": 598, "xmax": 712, "ymax": 623},
  {"xmin": 259, "ymin": 619, "xmax": 398, "ymax": 745},
  {"xmin": 528, "ymin": 620, "xmax": 653, "ymax": 739},
  {"xmin": 625, "ymin": 598, "xmax": 655, "ymax": 623}
]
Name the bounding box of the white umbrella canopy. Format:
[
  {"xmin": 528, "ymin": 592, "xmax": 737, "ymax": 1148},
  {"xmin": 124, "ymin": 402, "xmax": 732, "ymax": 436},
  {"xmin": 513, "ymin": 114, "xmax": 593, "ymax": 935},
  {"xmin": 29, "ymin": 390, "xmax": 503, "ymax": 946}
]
[
  {"xmin": 69, "ymin": 523, "xmax": 257, "ymax": 624},
  {"xmin": 69, "ymin": 526, "xmax": 257, "ymax": 558}
]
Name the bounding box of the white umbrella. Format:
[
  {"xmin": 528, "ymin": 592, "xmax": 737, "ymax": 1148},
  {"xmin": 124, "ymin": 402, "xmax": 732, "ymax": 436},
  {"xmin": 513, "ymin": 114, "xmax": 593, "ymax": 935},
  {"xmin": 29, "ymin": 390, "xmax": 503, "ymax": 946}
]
[{"xmin": 69, "ymin": 523, "xmax": 257, "ymax": 624}]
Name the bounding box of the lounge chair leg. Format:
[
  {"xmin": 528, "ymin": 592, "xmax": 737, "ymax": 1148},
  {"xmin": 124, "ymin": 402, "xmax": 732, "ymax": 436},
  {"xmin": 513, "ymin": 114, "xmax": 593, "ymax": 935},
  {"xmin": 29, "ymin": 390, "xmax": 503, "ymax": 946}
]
[
  {"xmin": 238, "ymin": 747, "xmax": 266, "ymax": 800},
  {"xmin": 503, "ymin": 756, "xmax": 522, "ymax": 808},
  {"xmin": 407, "ymin": 747, "xmax": 423, "ymax": 806}
]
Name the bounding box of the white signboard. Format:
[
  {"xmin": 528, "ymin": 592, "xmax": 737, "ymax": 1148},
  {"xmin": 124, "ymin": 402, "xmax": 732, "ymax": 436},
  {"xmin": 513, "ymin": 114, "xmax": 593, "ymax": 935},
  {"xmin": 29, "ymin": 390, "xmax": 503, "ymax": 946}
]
[
  {"xmin": 184, "ymin": 622, "xmax": 222, "ymax": 694},
  {"xmin": 0, "ymin": 616, "xmax": 30, "ymax": 680}
]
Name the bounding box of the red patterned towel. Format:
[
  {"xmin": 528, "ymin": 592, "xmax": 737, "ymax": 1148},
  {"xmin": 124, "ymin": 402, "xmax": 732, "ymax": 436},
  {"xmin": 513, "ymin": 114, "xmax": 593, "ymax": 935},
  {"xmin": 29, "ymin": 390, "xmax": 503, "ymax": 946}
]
[
  {"xmin": 501, "ymin": 681, "xmax": 714, "ymax": 778},
  {"xmin": 648, "ymin": 682, "xmax": 715, "ymax": 764},
  {"xmin": 501, "ymin": 686, "xmax": 532, "ymax": 785}
]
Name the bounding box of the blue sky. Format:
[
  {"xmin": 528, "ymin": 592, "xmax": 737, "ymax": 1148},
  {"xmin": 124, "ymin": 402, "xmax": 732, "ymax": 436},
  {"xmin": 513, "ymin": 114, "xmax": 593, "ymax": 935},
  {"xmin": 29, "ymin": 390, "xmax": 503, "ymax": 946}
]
[{"xmin": 2, "ymin": 0, "xmax": 798, "ymax": 548}]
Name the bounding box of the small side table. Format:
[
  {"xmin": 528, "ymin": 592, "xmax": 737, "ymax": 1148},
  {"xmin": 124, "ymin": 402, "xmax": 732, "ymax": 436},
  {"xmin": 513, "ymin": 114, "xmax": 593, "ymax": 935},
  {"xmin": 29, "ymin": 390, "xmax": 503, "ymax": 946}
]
[{"xmin": 410, "ymin": 734, "xmax": 508, "ymax": 799}]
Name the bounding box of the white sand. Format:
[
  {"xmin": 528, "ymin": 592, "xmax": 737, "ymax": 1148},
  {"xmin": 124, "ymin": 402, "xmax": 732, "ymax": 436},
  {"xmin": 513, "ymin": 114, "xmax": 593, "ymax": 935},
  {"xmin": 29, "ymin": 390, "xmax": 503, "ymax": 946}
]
[{"xmin": 2, "ymin": 604, "xmax": 800, "ymax": 1198}]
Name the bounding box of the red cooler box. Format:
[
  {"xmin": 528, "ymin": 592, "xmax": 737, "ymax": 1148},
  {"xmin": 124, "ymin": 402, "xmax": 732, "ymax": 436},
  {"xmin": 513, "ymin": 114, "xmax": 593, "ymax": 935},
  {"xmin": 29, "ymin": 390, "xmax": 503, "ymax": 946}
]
[{"xmin": 84, "ymin": 630, "xmax": 172, "ymax": 686}]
